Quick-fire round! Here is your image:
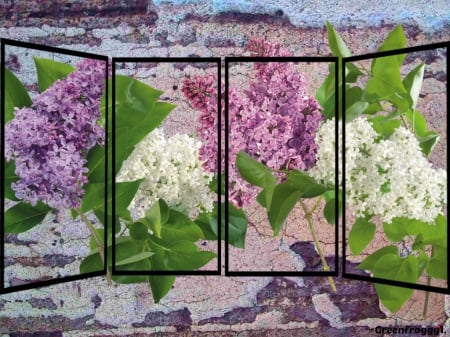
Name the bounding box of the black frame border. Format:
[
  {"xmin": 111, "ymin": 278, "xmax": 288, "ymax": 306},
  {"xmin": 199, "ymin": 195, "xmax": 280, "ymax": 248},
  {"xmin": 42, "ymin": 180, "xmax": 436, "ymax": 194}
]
[
  {"xmin": 224, "ymin": 56, "xmax": 340, "ymax": 277},
  {"xmin": 111, "ymin": 57, "xmax": 222, "ymax": 276},
  {"xmin": 1, "ymin": 38, "xmax": 109, "ymax": 294},
  {"xmin": 342, "ymin": 41, "xmax": 450, "ymax": 294}
]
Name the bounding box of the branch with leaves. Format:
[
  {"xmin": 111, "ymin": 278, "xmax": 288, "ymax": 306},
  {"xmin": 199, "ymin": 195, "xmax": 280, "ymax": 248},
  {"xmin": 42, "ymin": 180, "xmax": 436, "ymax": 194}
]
[
  {"xmin": 4, "ymin": 57, "xmax": 226, "ymax": 303},
  {"xmin": 321, "ymin": 22, "xmax": 447, "ymax": 314}
]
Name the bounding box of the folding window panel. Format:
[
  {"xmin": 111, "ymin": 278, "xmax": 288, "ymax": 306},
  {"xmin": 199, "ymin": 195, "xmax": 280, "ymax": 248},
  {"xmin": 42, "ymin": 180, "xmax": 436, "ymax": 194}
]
[
  {"xmin": 111, "ymin": 57, "xmax": 221, "ymax": 278},
  {"xmin": 225, "ymin": 55, "xmax": 339, "ymax": 278},
  {"xmin": 1, "ymin": 39, "xmax": 108, "ymax": 293},
  {"xmin": 342, "ymin": 42, "xmax": 449, "ymax": 310}
]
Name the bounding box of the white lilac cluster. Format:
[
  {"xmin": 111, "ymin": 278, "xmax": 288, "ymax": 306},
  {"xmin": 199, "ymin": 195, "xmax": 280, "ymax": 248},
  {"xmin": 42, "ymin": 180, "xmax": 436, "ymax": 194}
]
[
  {"xmin": 310, "ymin": 117, "xmax": 447, "ymax": 224},
  {"xmin": 116, "ymin": 127, "xmax": 215, "ymax": 219}
]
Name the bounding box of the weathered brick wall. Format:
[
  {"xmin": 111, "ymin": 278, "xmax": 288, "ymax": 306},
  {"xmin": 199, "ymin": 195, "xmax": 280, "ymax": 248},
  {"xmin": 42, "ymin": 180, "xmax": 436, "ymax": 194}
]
[{"xmin": 1, "ymin": 1, "xmax": 449, "ymax": 336}]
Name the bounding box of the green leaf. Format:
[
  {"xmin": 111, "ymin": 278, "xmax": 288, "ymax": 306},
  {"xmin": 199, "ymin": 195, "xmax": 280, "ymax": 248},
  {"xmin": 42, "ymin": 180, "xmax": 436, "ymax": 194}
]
[
  {"xmin": 321, "ymin": 89, "xmax": 337, "ymax": 120},
  {"xmin": 346, "ymin": 101, "xmax": 369, "ymax": 122},
  {"xmin": 85, "ymin": 236, "xmax": 149, "ymax": 282},
  {"xmin": 345, "ymin": 63, "xmax": 363, "ymax": 83},
  {"xmin": 417, "ymin": 131, "xmax": 440, "ymax": 157},
  {"xmin": 159, "ymin": 209, "xmax": 204, "ymax": 242},
  {"xmin": 84, "ymin": 237, "xmax": 148, "ymax": 276},
  {"xmin": 4, "ymin": 202, "xmax": 51, "ymax": 233},
  {"xmin": 95, "ymin": 209, "xmax": 120, "ymax": 235},
  {"xmin": 365, "ymin": 63, "xmax": 407, "ymax": 102},
  {"xmin": 4, "ymin": 161, "xmax": 19, "ymax": 201},
  {"xmin": 316, "ymin": 63, "xmax": 335, "ymax": 108},
  {"xmin": 149, "ymin": 275, "xmax": 176, "ymax": 303},
  {"xmin": 256, "ymin": 189, "xmax": 269, "ymax": 208},
  {"xmin": 130, "ymin": 221, "xmax": 149, "ymax": 240},
  {"xmin": 424, "ymin": 215, "xmax": 447, "ymax": 248},
  {"xmin": 349, "ymin": 217, "xmax": 376, "ymax": 255},
  {"xmin": 417, "ymin": 253, "xmax": 429, "ymax": 277},
  {"xmin": 89, "ymin": 228, "xmax": 105, "ymax": 251},
  {"xmin": 365, "ymin": 26, "xmax": 408, "ymax": 110},
  {"xmin": 195, "ymin": 203, "xmax": 247, "ymax": 248},
  {"xmin": 115, "ymin": 179, "xmax": 143, "ymax": 217},
  {"xmin": 81, "ymin": 182, "xmax": 105, "ymax": 213},
  {"xmin": 403, "ymin": 63, "xmax": 425, "ymax": 110},
  {"xmin": 345, "ymin": 86, "xmax": 363, "ymax": 109},
  {"xmin": 323, "ymin": 190, "xmax": 335, "ymax": 202},
  {"xmin": 358, "ymin": 245, "xmax": 398, "ymax": 271},
  {"xmin": 236, "ymin": 151, "xmax": 277, "ymax": 208},
  {"xmin": 326, "ymin": 21, "xmax": 351, "ymax": 58},
  {"xmin": 79, "ymin": 251, "xmax": 103, "ymax": 274},
  {"xmin": 323, "ymin": 21, "xmax": 348, "ymax": 120},
  {"xmin": 411, "ymin": 234, "xmax": 425, "ymax": 251},
  {"xmin": 369, "ymin": 115, "xmax": 401, "ymax": 139},
  {"xmin": 285, "ymin": 170, "xmax": 331, "ymax": 198},
  {"xmin": 383, "ymin": 217, "xmax": 446, "ymax": 247},
  {"xmin": 363, "ymin": 101, "xmax": 383, "ymax": 115},
  {"xmin": 371, "ymin": 25, "xmax": 407, "ymax": 72},
  {"xmin": 150, "ymin": 239, "xmax": 216, "ymax": 270},
  {"xmin": 405, "ymin": 109, "xmax": 427, "ymax": 135},
  {"xmin": 266, "ymin": 170, "xmax": 331, "ymax": 236},
  {"xmin": 33, "ymin": 57, "xmax": 75, "ymax": 92},
  {"xmin": 147, "ymin": 252, "xmax": 176, "ymax": 302},
  {"xmin": 85, "ymin": 145, "xmax": 105, "ymax": 183},
  {"xmin": 227, "ymin": 203, "xmax": 248, "ymax": 248},
  {"xmin": 382, "ymin": 218, "xmax": 410, "ymax": 242},
  {"xmin": 114, "ymin": 237, "xmax": 152, "ymax": 276},
  {"xmin": 194, "ymin": 208, "xmax": 218, "ymax": 240},
  {"xmin": 323, "ymin": 191, "xmax": 342, "ymax": 226},
  {"xmin": 373, "ymin": 254, "xmax": 418, "ymax": 313},
  {"xmin": 209, "ymin": 174, "xmax": 225, "ymax": 195},
  {"xmin": 166, "ymin": 241, "xmax": 217, "ymax": 270},
  {"xmin": 389, "ymin": 92, "xmax": 411, "ymax": 112},
  {"xmin": 116, "ymin": 251, "xmax": 154, "ymax": 266},
  {"xmin": 236, "ymin": 151, "xmax": 276, "ymax": 188},
  {"xmin": 267, "ymin": 182, "xmax": 302, "ymax": 236},
  {"xmin": 427, "ymin": 245, "xmax": 447, "ymax": 279},
  {"xmin": 145, "ymin": 199, "xmax": 169, "ymax": 239},
  {"xmin": 4, "ymin": 68, "xmax": 32, "ymax": 122},
  {"xmin": 114, "ymin": 75, "xmax": 175, "ymax": 174}
]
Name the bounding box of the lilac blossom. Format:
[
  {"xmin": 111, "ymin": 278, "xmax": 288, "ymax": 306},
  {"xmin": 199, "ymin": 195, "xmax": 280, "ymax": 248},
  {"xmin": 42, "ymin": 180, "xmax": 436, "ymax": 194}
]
[
  {"xmin": 182, "ymin": 38, "xmax": 323, "ymax": 208},
  {"xmin": 182, "ymin": 75, "xmax": 222, "ymax": 173},
  {"xmin": 5, "ymin": 58, "xmax": 106, "ymax": 209}
]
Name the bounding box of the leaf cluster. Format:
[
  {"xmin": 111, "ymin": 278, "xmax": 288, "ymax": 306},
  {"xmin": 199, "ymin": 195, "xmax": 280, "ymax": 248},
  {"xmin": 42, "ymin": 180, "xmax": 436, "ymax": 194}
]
[
  {"xmin": 3, "ymin": 58, "xmax": 233, "ymax": 303},
  {"xmin": 236, "ymin": 151, "xmax": 340, "ymax": 236},
  {"xmin": 320, "ymin": 22, "xmax": 440, "ymax": 155},
  {"xmin": 324, "ymin": 22, "xmax": 447, "ymax": 313}
]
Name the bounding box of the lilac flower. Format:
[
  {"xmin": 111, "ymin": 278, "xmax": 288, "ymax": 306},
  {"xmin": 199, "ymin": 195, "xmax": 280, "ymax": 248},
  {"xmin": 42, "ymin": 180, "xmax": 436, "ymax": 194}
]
[
  {"xmin": 182, "ymin": 38, "xmax": 323, "ymax": 208},
  {"xmin": 182, "ymin": 75, "xmax": 223, "ymax": 173},
  {"xmin": 5, "ymin": 58, "xmax": 106, "ymax": 209}
]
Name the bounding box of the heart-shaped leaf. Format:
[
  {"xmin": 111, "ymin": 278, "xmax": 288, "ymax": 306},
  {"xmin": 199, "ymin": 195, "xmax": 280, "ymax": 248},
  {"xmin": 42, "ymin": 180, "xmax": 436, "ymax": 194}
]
[
  {"xmin": 373, "ymin": 254, "xmax": 419, "ymax": 313},
  {"xmin": 349, "ymin": 217, "xmax": 376, "ymax": 255}
]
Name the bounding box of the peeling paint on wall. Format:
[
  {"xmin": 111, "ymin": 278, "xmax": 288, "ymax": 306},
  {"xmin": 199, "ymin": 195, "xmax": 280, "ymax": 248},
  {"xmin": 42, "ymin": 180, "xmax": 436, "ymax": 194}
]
[{"xmin": 1, "ymin": 1, "xmax": 449, "ymax": 335}]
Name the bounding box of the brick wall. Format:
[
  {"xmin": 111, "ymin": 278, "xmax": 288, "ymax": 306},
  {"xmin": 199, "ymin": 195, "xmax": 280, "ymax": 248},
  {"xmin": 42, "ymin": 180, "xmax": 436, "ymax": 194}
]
[{"xmin": 1, "ymin": 1, "xmax": 449, "ymax": 336}]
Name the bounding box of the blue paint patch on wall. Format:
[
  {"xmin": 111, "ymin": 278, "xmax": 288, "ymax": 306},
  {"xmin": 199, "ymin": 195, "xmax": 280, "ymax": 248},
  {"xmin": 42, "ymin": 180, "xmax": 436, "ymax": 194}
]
[
  {"xmin": 212, "ymin": 0, "xmax": 281, "ymax": 15},
  {"xmin": 152, "ymin": 0, "xmax": 450, "ymax": 32}
]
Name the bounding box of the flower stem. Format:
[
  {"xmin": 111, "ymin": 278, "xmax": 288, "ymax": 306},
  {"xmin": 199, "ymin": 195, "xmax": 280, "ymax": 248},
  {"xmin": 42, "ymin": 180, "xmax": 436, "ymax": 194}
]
[
  {"xmin": 299, "ymin": 199, "xmax": 337, "ymax": 292},
  {"xmin": 423, "ymin": 277, "xmax": 431, "ymax": 318},
  {"xmin": 76, "ymin": 208, "xmax": 112, "ymax": 285},
  {"xmin": 400, "ymin": 113, "xmax": 410, "ymax": 130}
]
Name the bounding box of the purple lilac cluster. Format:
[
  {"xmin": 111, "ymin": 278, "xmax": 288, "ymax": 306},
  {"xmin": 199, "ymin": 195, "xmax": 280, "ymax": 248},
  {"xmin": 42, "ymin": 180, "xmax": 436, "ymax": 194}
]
[
  {"xmin": 182, "ymin": 75, "xmax": 223, "ymax": 173},
  {"xmin": 5, "ymin": 58, "xmax": 106, "ymax": 209},
  {"xmin": 182, "ymin": 38, "xmax": 323, "ymax": 208}
]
